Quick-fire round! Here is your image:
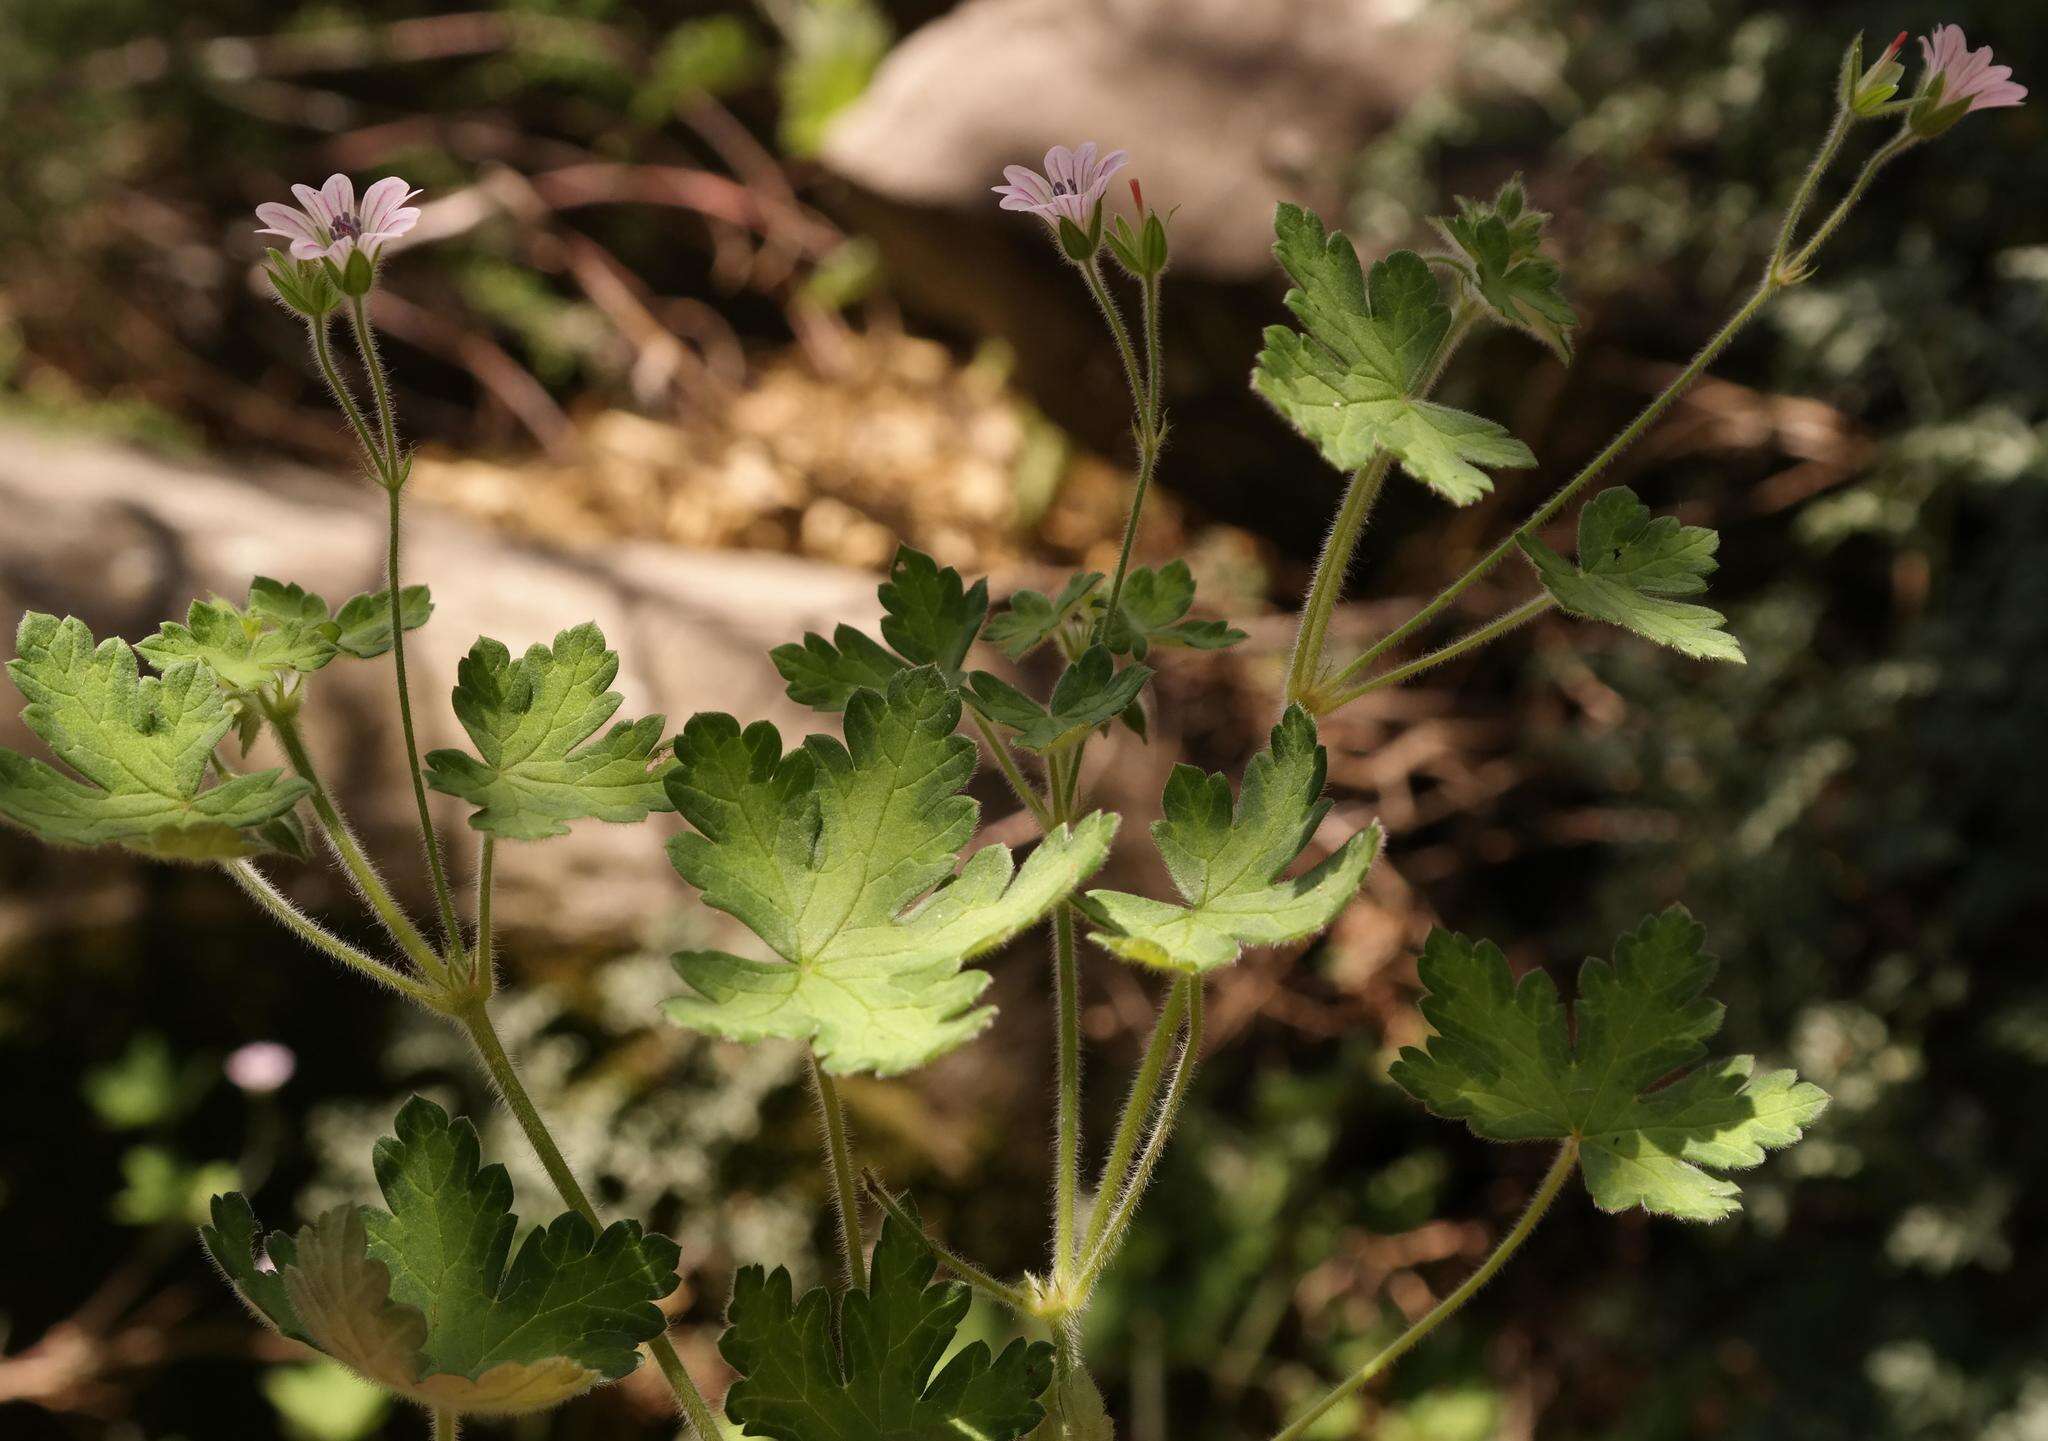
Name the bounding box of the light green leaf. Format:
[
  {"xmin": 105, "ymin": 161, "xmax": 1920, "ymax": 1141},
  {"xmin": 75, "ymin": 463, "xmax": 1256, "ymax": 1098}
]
[
  {"xmin": 772, "ymin": 547, "xmax": 985, "ymax": 713},
  {"xmin": 984, "ymin": 572, "xmax": 1103, "ymax": 660},
  {"xmin": 1435, "ymin": 176, "xmax": 1578, "ymax": 361},
  {"xmin": 663, "ymin": 667, "xmax": 1117, "ymax": 1076},
  {"xmin": 719, "ymin": 1209, "xmax": 1054, "ymax": 1441},
  {"xmin": 1389, "ymin": 907, "xmax": 1829, "ymax": 1221},
  {"xmin": 1083, "ymin": 706, "xmax": 1380, "ymax": 974},
  {"xmin": 263, "ymin": 1361, "xmax": 393, "ymax": 1441},
  {"xmin": 0, "ymin": 613, "xmax": 310, "ymax": 858},
  {"xmin": 963, "ymin": 645, "xmax": 1151, "ymax": 754},
  {"xmin": 138, "ymin": 578, "xmax": 433, "ymax": 693},
  {"xmin": 202, "ymin": 1096, "xmax": 681, "ymax": 1416},
  {"xmin": 1255, "ymin": 204, "xmax": 1536, "ymax": 504},
  {"xmin": 1519, "ymin": 486, "xmax": 1743, "ymax": 662},
  {"xmin": 425, "ymin": 622, "xmax": 675, "ymax": 840}
]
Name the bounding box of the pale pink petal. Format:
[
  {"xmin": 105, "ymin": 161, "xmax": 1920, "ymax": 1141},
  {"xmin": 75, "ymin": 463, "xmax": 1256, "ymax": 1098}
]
[
  {"xmin": 291, "ymin": 183, "xmax": 333, "ymax": 227},
  {"xmin": 358, "ymin": 175, "xmax": 412, "ymax": 233},
  {"xmin": 1073, "ymin": 141, "xmax": 1098, "ymax": 182},
  {"xmin": 1044, "ymin": 145, "xmax": 1076, "ymax": 188},
  {"xmin": 288, "ymin": 237, "xmax": 327, "ymax": 261},
  {"xmin": 255, "ymin": 202, "xmax": 319, "ymax": 244},
  {"xmin": 378, "ymin": 206, "xmax": 421, "ymax": 239},
  {"xmin": 321, "ymin": 173, "xmax": 355, "ymax": 222}
]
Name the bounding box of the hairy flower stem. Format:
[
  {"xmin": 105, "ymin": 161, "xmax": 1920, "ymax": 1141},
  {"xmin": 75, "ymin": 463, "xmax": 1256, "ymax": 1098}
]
[
  {"xmin": 455, "ymin": 998, "xmax": 724, "ymax": 1438},
  {"xmin": 221, "ymin": 860, "xmax": 435, "ymax": 1004},
  {"xmin": 862, "ymin": 1174, "xmax": 1036, "ymax": 1312},
  {"xmin": 1318, "ymin": 596, "xmax": 1555, "ymax": 712},
  {"xmin": 1079, "ymin": 980, "xmax": 1189, "ymax": 1259},
  {"xmin": 809, "ymin": 1053, "xmax": 867, "ymax": 1290},
  {"xmin": 433, "ymin": 1409, "xmax": 459, "ymax": 1440},
  {"xmin": 1268, "ymin": 1139, "xmax": 1579, "ymax": 1441},
  {"xmin": 1770, "ymin": 110, "xmax": 1853, "ymax": 277},
  {"xmin": 1329, "ymin": 122, "xmax": 1910, "ymax": 706},
  {"xmin": 1285, "ymin": 305, "xmax": 1477, "ymax": 707},
  {"xmin": 1073, "ymin": 980, "xmax": 1201, "ymax": 1300},
  {"xmin": 383, "ymin": 470, "xmax": 467, "ymax": 968},
  {"xmin": 305, "ymin": 321, "xmax": 383, "ymax": 475},
  {"xmin": 1079, "ymin": 258, "xmax": 1165, "ymax": 643},
  {"xmin": 263, "ymin": 706, "xmax": 448, "ymax": 985}
]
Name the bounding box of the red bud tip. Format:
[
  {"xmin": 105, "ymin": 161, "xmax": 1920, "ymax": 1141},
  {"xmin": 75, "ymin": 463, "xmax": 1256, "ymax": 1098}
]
[
  {"xmin": 1883, "ymin": 31, "xmax": 1907, "ymax": 62},
  {"xmin": 1130, "ymin": 178, "xmax": 1145, "ymax": 215}
]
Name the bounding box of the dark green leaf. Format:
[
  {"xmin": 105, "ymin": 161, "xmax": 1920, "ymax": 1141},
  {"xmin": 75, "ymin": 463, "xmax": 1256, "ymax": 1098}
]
[
  {"xmin": 719, "ymin": 1209, "xmax": 1054, "ymax": 1441},
  {"xmin": 963, "ymin": 646, "xmax": 1151, "ymax": 754}
]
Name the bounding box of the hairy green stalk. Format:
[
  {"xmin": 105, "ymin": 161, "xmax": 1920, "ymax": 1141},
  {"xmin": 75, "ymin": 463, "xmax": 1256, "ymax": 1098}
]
[
  {"xmin": 1073, "ymin": 979, "xmax": 1201, "ymax": 1300},
  {"xmin": 810, "ymin": 1053, "xmax": 867, "ymax": 1290},
  {"xmin": 1268, "ymin": 1139, "xmax": 1580, "ymax": 1441},
  {"xmin": 1320, "ymin": 595, "xmax": 1555, "ymax": 711},
  {"xmin": 433, "ymin": 1409, "xmax": 459, "ymax": 1441},
  {"xmin": 262, "ymin": 705, "xmax": 448, "ymax": 986},
  {"xmin": 221, "ymin": 860, "xmax": 435, "ymax": 1005},
  {"xmin": 863, "ymin": 1173, "xmax": 1036, "ymax": 1313},
  {"xmin": 1079, "ymin": 980, "xmax": 1190, "ymax": 1259}
]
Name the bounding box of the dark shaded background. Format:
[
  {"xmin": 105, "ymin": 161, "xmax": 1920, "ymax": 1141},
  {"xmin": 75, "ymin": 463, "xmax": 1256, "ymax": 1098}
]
[{"xmin": 2, "ymin": 2, "xmax": 2044, "ymax": 1439}]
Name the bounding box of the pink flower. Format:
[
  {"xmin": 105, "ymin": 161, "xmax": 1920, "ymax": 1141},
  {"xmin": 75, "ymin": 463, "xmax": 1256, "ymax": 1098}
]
[
  {"xmin": 256, "ymin": 174, "xmax": 421, "ymax": 265},
  {"xmin": 224, "ymin": 1040, "xmax": 296, "ymax": 1094},
  {"xmin": 1917, "ymin": 24, "xmax": 2026, "ymax": 118},
  {"xmin": 993, "ymin": 144, "xmax": 1130, "ymax": 225}
]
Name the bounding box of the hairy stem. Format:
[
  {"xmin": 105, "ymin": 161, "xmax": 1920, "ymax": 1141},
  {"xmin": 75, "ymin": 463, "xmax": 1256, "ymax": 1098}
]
[
  {"xmin": 305, "ymin": 319, "xmax": 383, "ymax": 472},
  {"xmin": 432, "ymin": 1409, "xmax": 459, "ymax": 1441},
  {"xmin": 809, "ymin": 1053, "xmax": 867, "ymax": 1290},
  {"xmin": 1074, "ymin": 979, "xmax": 1202, "ymax": 1299},
  {"xmin": 472, "ymin": 835, "xmax": 495, "ymax": 996},
  {"xmin": 221, "ymin": 860, "xmax": 435, "ymax": 1004},
  {"xmin": 1284, "ymin": 454, "xmax": 1392, "ymax": 705},
  {"xmin": 346, "ymin": 296, "xmax": 404, "ymax": 483},
  {"xmin": 264, "ymin": 706, "xmax": 447, "ymax": 984},
  {"xmin": 1269, "ymin": 1139, "xmax": 1579, "ymax": 1441},
  {"xmin": 1770, "ymin": 109, "xmax": 1852, "ymax": 276},
  {"xmin": 1332, "ymin": 280, "xmax": 1776, "ymax": 692},
  {"xmin": 1317, "ymin": 596, "xmax": 1554, "ymax": 713},
  {"xmin": 383, "ymin": 481, "xmax": 467, "ymax": 966},
  {"xmin": 1079, "ymin": 981, "xmax": 1190, "ymax": 1259},
  {"xmin": 1287, "ymin": 305, "xmax": 1476, "ymax": 705},
  {"xmin": 970, "ymin": 709, "xmax": 1054, "ymax": 829},
  {"xmin": 1786, "ymin": 131, "xmax": 1917, "ymax": 275},
  {"xmin": 454, "ymin": 1000, "xmax": 723, "ymax": 1437},
  {"xmin": 1050, "ymin": 901, "xmax": 1083, "ymax": 1284},
  {"xmin": 1079, "ymin": 257, "xmax": 1163, "ymax": 641},
  {"xmin": 862, "ymin": 1173, "xmax": 1035, "ymax": 1313}
]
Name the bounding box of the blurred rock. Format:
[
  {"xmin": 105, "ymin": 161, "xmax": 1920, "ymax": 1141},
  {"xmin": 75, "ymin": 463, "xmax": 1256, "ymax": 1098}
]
[
  {"xmin": 822, "ymin": 0, "xmax": 1465, "ymax": 277},
  {"xmin": 0, "ymin": 423, "xmax": 881, "ymax": 944}
]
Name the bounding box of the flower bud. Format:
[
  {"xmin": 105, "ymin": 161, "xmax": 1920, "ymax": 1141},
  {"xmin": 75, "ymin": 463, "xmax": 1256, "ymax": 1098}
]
[
  {"xmin": 1846, "ymin": 31, "xmax": 1908, "ymax": 117},
  {"xmin": 262, "ymin": 250, "xmax": 339, "ymax": 318}
]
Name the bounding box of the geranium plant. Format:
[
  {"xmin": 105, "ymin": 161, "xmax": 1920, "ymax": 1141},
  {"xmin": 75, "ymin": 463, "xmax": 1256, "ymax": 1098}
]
[{"xmin": 0, "ymin": 27, "xmax": 2022, "ymax": 1440}]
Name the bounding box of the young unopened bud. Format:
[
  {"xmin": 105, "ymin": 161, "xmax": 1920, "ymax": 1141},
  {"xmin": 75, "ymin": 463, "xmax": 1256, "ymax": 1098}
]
[
  {"xmin": 1104, "ymin": 179, "xmax": 1171, "ymax": 280},
  {"xmin": 262, "ymin": 250, "xmax": 339, "ymax": 318},
  {"xmin": 1846, "ymin": 31, "xmax": 1909, "ymax": 116}
]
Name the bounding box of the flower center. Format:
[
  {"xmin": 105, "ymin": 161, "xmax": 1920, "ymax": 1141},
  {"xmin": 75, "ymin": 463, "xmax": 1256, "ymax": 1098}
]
[
  {"xmin": 1051, "ymin": 179, "xmax": 1076, "ymax": 197},
  {"xmin": 331, "ymin": 212, "xmax": 363, "ymax": 241}
]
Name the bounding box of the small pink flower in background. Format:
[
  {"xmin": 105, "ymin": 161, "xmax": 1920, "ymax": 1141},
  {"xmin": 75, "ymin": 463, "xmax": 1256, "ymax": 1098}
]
[
  {"xmin": 994, "ymin": 143, "xmax": 1129, "ymax": 225},
  {"xmin": 256, "ymin": 174, "xmax": 421, "ymax": 265},
  {"xmin": 224, "ymin": 1040, "xmax": 296, "ymax": 1094},
  {"xmin": 1917, "ymin": 24, "xmax": 2026, "ymax": 116}
]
